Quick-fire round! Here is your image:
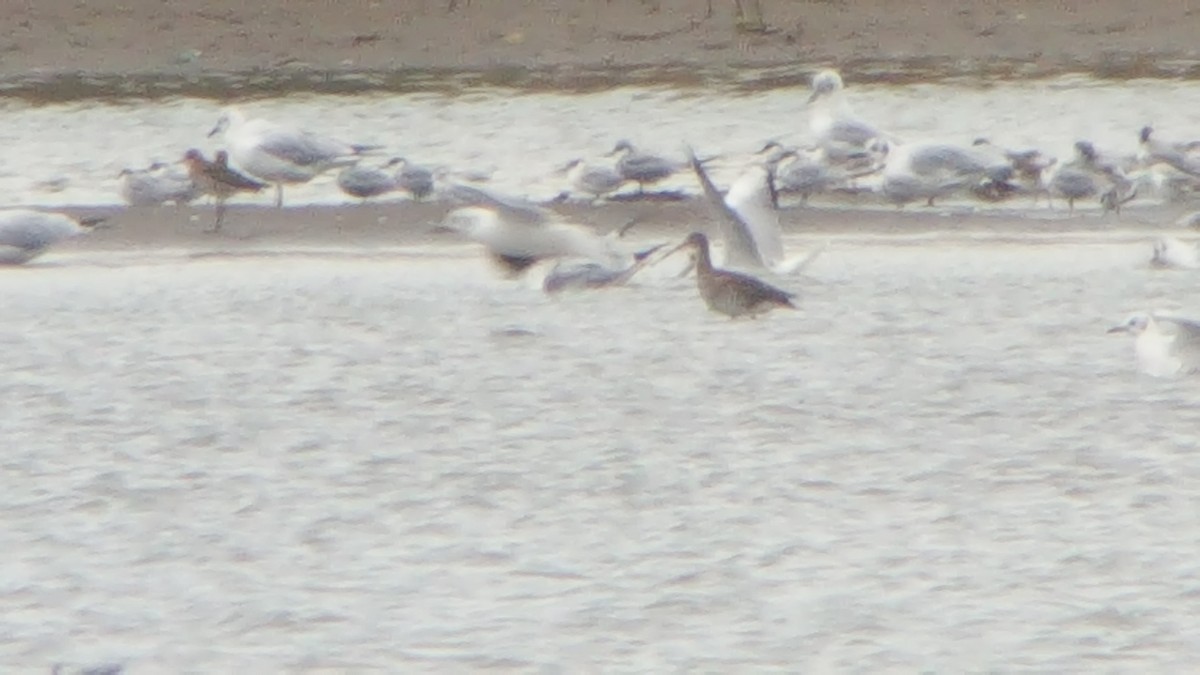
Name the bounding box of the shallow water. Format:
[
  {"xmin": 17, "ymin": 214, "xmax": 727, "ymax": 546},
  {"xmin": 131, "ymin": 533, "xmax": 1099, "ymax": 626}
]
[
  {"xmin": 4, "ymin": 237, "xmax": 1200, "ymax": 671},
  {"xmin": 4, "ymin": 75, "xmax": 1200, "ymax": 208}
]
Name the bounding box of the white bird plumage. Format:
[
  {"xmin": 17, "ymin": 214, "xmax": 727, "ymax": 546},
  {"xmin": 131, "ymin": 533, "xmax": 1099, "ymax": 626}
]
[
  {"xmin": 440, "ymin": 184, "xmax": 629, "ymax": 276},
  {"xmin": 876, "ymin": 140, "xmax": 1014, "ymax": 207},
  {"xmin": 1109, "ymin": 312, "xmax": 1200, "ymax": 377},
  {"xmin": 689, "ymin": 149, "xmax": 824, "ymax": 277},
  {"xmin": 806, "ymin": 69, "xmax": 893, "ymax": 164},
  {"xmin": 118, "ymin": 162, "xmax": 200, "ymax": 206},
  {"xmin": 0, "ymin": 209, "xmax": 106, "ymax": 265},
  {"xmin": 208, "ymin": 106, "xmax": 378, "ymax": 207},
  {"xmin": 564, "ymin": 158, "xmax": 625, "ymax": 201},
  {"xmin": 1150, "ymin": 235, "xmax": 1199, "ymax": 269}
]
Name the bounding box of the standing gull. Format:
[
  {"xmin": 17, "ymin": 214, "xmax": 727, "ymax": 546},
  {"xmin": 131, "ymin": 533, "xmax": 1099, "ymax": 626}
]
[
  {"xmin": 873, "ymin": 140, "xmax": 1016, "ymax": 207},
  {"xmin": 663, "ymin": 232, "xmax": 796, "ymax": 319},
  {"xmin": 440, "ymin": 183, "xmax": 627, "ymax": 277},
  {"xmin": 182, "ymin": 149, "xmax": 268, "ymax": 232},
  {"xmin": 608, "ymin": 141, "xmax": 679, "ymax": 194},
  {"xmin": 758, "ymin": 141, "xmax": 878, "ymax": 202},
  {"xmin": 1043, "ymin": 141, "xmax": 1132, "ymax": 214},
  {"xmin": 1108, "ymin": 313, "xmax": 1200, "ymax": 377},
  {"xmin": 208, "ymin": 107, "xmax": 379, "ymax": 207},
  {"xmin": 0, "ymin": 210, "xmax": 107, "ymax": 265},
  {"xmin": 806, "ymin": 69, "xmax": 893, "ymax": 162}
]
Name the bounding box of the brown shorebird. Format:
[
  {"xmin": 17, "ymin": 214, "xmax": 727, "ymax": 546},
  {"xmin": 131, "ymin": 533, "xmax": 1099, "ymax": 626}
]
[
  {"xmin": 664, "ymin": 232, "xmax": 796, "ymax": 319},
  {"xmin": 182, "ymin": 148, "xmax": 267, "ymax": 232}
]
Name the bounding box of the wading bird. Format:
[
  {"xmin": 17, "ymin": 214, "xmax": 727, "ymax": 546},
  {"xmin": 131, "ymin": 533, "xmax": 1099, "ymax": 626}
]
[
  {"xmin": 663, "ymin": 232, "xmax": 796, "ymax": 318},
  {"xmin": 182, "ymin": 149, "xmax": 268, "ymax": 232}
]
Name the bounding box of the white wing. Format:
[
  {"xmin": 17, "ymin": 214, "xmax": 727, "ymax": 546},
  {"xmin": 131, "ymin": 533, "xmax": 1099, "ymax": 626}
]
[
  {"xmin": 687, "ymin": 149, "xmax": 765, "ymax": 272},
  {"xmin": 724, "ymin": 165, "xmax": 784, "ymax": 267},
  {"xmin": 1153, "ymin": 315, "xmax": 1200, "ymax": 371}
]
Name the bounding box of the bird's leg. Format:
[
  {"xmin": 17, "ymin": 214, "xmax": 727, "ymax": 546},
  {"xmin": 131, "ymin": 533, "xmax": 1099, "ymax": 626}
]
[
  {"xmin": 213, "ymin": 197, "xmax": 226, "ymax": 233},
  {"xmin": 274, "ymin": 184, "xmax": 284, "ymax": 208},
  {"xmin": 735, "ymin": 0, "xmax": 767, "ymax": 33},
  {"xmin": 926, "ymin": 197, "xmax": 936, "ymax": 207}
]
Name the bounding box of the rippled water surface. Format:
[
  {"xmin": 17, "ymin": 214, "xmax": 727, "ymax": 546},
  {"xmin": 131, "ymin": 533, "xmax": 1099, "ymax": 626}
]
[
  {"xmin": 4, "ymin": 236, "xmax": 1200, "ymax": 671},
  {"xmin": 5, "ymin": 76, "xmax": 1200, "ymax": 207}
]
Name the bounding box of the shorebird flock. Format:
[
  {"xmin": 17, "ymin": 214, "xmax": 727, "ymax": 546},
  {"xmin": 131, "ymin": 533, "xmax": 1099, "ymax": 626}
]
[{"xmin": 4, "ymin": 68, "xmax": 1200, "ymax": 375}]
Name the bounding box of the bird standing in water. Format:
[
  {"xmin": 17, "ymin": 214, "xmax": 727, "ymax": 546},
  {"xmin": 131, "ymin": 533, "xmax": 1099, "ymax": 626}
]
[
  {"xmin": 182, "ymin": 148, "xmax": 268, "ymax": 232},
  {"xmin": 664, "ymin": 232, "xmax": 796, "ymax": 318}
]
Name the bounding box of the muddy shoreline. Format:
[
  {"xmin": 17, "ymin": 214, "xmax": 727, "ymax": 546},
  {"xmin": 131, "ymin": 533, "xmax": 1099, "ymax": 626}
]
[
  {"xmin": 3, "ymin": 2, "xmax": 1200, "ymax": 101},
  {"xmin": 42, "ymin": 200, "xmax": 1191, "ymax": 258}
]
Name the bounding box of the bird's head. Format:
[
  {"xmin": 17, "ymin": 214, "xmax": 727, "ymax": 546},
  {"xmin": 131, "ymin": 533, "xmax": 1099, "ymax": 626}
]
[
  {"xmin": 1074, "ymin": 141, "xmax": 1097, "ymax": 162},
  {"xmin": 807, "ymin": 69, "xmax": 844, "ymax": 104},
  {"xmin": 208, "ymin": 107, "xmax": 243, "ymax": 138},
  {"xmin": 559, "ymin": 158, "xmax": 584, "ymax": 174},
  {"xmin": 608, "ymin": 140, "xmax": 634, "ymax": 157},
  {"xmin": 664, "ymin": 231, "xmax": 708, "ymax": 258},
  {"xmin": 1108, "ymin": 313, "xmax": 1152, "ymax": 335},
  {"xmin": 866, "ymin": 137, "xmax": 891, "ymax": 157},
  {"xmin": 756, "ymin": 140, "xmax": 787, "ymax": 156},
  {"xmin": 1139, "ymin": 126, "xmax": 1153, "ymax": 144}
]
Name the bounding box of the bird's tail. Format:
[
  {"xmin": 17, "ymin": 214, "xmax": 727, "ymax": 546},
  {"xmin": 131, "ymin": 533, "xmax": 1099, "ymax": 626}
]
[{"xmin": 79, "ymin": 216, "xmax": 109, "ymax": 229}]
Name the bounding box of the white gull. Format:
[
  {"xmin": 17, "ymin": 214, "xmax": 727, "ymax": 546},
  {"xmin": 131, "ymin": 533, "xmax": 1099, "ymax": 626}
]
[{"xmin": 208, "ymin": 106, "xmax": 379, "ymax": 207}]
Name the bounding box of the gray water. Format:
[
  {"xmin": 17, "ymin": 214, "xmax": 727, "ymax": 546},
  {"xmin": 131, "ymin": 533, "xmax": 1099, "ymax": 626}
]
[
  {"xmin": 4, "ymin": 235, "xmax": 1200, "ymax": 672},
  {"xmin": 5, "ymin": 75, "xmax": 1200, "ymax": 208}
]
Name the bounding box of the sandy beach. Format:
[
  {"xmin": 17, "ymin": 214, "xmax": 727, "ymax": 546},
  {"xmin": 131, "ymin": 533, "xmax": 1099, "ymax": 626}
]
[{"xmin": 3, "ymin": 1, "xmax": 1199, "ymax": 79}]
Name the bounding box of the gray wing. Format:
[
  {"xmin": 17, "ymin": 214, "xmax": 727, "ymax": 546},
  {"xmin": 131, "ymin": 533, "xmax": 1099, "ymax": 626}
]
[
  {"xmin": 824, "ymin": 118, "xmax": 880, "ymax": 147},
  {"xmin": 445, "ymin": 183, "xmax": 551, "ymax": 226},
  {"xmin": 255, "ymin": 128, "xmax": 355, "ymax": 167},
  {"xmin": 776, "ymin": 161, "xmax": 831, "ymax": 194},
  {"xmin": 619, "ymin": 154, "xmax": 677, "ymax": 181},
  {"xmin": 686, "ymin": 148, "xmax": 765, "ymax": 271},
  {"xmin": 908, "ymin": 145, "xmax": 990, "ymax": 176},
  {"xmin": 337, "ymin": 165, "xmax": 396, "ymax": 196},
  {"xmin": 1050, "ymin": 168, "xmax": 1098, "ymax": 199},
  {"xmin": 0, "ymin": 212, "xmax": 77, "ymax": 250},
  {"xmin": 398, "ymin": 166, "xmax": 435, "ymax": 197},
  {"xmin": 1149, "ymin": 147, "xmax": 1200, "ymax": 178}
]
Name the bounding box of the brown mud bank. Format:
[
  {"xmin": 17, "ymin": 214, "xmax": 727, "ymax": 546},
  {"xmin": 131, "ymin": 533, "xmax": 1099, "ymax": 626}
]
[{"xmin": 2, "ymin": 1, "xmax": 1199, "ymax": 101}]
